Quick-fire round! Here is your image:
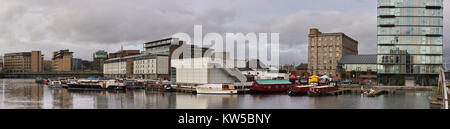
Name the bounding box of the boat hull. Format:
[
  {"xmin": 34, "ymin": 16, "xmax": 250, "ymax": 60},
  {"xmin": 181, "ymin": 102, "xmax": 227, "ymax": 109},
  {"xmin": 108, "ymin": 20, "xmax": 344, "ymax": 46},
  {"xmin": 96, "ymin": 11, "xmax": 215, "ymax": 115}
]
[
  {"xmin": 146, "ymin": 84, "xmax": 174, "ymax": 92},
  {"xmin": 196, "ymin": 90, "xmax": 238, "ymax": 95},
  {"xmin": 307, "ymin": 86, "xmax": 339, "ymax": 96},
  {"xmin": 288, "ymin": 86, "xmax": 313, "ymax": 96}
]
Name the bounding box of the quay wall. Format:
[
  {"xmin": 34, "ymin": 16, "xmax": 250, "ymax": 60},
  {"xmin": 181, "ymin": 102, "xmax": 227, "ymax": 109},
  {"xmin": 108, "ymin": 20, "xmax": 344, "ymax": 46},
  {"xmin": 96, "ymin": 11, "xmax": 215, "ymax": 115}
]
[{"xmin": 0, "ymin": 72, "xmax": 103, "ymax": 79}]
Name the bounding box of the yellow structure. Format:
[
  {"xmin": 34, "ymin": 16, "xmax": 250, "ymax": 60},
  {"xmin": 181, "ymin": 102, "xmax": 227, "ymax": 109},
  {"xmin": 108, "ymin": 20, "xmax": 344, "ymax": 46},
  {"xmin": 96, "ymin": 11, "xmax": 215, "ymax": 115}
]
[{"xmin": 308, "ymin": 74, "xmax": 319, "ymax": 84}]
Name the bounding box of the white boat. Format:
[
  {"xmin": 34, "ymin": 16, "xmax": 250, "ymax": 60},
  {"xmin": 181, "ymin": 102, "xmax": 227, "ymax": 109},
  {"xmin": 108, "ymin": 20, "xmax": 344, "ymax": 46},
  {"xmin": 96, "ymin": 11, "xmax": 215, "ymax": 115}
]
[
  {"xmin": 196, "ymin": 84, "xmax": 238, "ymax": 95},
  {"xmin": 49, "ymin": 81, "xmax": 62, "ymax": 88}
]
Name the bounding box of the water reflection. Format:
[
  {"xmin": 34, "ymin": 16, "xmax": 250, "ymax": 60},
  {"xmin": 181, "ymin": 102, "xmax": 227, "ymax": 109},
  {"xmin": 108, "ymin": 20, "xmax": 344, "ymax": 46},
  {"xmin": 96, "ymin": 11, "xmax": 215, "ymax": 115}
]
[{"xmin": 0, "ymin": 79, "xmax": 435, "ymax": 109}]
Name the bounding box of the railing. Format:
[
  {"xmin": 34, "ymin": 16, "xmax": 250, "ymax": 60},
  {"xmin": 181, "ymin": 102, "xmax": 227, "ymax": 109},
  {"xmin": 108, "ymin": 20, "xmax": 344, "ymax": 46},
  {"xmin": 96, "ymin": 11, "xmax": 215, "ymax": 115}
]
[{"xmin": 438, "ymin": 67, "xmax": 448, "ymax": 109}]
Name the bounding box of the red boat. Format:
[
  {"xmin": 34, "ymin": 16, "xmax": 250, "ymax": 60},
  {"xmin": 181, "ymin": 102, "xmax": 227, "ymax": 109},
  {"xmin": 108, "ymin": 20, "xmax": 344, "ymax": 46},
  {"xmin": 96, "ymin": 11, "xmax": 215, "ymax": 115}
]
[
  {"xmin": 250, "ymin": 80, "xmax": 294, "ymax": 93},
  {"xmin": 288, "ymin": 85, "xmax": 314, "ymax": 96},
  {"xmin": 308, "ymin": 85, "xmax": 338, "ymax": 96}
]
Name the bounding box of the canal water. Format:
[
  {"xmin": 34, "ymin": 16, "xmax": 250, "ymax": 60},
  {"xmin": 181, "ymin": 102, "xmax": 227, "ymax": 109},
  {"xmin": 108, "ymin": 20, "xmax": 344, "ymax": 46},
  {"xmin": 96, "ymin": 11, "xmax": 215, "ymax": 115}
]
[{"xmin": 0, "ymin": 79, "xmax": 438, "ymax": 109}]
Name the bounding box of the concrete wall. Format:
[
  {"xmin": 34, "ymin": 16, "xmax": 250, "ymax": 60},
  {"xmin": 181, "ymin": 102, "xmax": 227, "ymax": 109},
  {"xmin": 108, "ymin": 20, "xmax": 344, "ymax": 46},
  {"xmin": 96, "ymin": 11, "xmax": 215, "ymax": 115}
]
[
  {"xmin": 208, "ymin": 68, "xmax": 237, "ymax": 84},
  {"xmin": 157, "ymin": 56, "xmax": 169, "ymax": 74}
]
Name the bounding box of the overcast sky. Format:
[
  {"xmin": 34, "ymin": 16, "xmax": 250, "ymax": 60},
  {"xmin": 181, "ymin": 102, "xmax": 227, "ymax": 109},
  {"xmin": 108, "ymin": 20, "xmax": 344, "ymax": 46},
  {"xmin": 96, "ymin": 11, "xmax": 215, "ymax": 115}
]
[{"xmin": 0, "ymin": 0, "xmax": 448, "ymax": 65}]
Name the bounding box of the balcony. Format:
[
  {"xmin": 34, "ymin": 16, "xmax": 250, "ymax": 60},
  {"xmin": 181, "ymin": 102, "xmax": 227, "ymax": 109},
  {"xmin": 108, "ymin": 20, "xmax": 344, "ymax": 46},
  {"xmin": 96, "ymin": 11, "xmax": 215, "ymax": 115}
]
[
  {"xmin": 378, "ymin": 15, "xmax": 395, "ymax": 18},
  {"xmin": 426, "ymin": 5, "xmax": 441, "ymax": 9},
  {"xmin": 425, "ymin": 34, "xmax": 442, "ymax": 37},
  {"xmin": 378, "ymin": 24, "xmax": 395, "ymax": 27},
  {"xmin": 378, "ymin": 5, "xmax": 395, "ymax": 8}
]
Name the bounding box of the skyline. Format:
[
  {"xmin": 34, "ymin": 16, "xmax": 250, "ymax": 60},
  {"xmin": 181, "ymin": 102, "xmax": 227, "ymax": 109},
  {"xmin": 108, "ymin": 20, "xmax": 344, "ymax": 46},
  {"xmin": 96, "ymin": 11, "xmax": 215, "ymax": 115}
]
[{"xmin": 0, "ymin": 0, "xmax": 448, "ymax": 65}]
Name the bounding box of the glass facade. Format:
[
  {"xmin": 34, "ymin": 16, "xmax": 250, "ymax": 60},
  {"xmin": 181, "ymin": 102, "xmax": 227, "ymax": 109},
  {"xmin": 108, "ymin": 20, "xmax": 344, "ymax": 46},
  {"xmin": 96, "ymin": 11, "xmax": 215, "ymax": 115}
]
[
  {"xmin": 377, "ymin": 0, "xmax": 443, "ymax": 86},
  {"xmin": 340, "ymin": 64, "xmax": 378, "ymax": 72}
]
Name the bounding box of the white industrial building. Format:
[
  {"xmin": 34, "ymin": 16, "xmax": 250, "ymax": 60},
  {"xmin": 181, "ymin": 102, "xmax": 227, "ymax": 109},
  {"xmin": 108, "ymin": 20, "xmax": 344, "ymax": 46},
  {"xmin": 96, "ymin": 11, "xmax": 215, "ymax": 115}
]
[
  {"xmin": 104, "ymin": 61, "xmax": 126, "ymax": 75},
  {"xmin": 171, "ymin": 57, "xmax": 248, "ymax": 87},
  {"xmin": 133, "ymin": 55, "xmax": 169, "ymax": 79},
  {"xmin": 103, "ymin": 54, "xmax": 169, "ymax": 79}
]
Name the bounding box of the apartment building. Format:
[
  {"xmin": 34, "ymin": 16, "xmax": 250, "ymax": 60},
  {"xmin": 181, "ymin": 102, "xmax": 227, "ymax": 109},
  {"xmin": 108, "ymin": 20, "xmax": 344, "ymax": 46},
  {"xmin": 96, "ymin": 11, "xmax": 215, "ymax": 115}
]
[{"xmin": 3, "ymin": 51, "xmax": 44, "ymax": 73}]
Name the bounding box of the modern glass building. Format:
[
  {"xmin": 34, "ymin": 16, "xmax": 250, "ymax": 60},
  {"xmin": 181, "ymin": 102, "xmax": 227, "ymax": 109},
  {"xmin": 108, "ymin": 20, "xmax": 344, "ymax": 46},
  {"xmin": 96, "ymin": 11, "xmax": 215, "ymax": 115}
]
[{"xmin": 377, "ymin": 0, "xmax": 443, "ymax": 86}]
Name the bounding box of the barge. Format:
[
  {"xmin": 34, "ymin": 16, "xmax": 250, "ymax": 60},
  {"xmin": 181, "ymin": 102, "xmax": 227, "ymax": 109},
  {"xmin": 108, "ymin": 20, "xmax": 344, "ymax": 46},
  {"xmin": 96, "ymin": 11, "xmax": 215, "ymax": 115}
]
[
  {"xmin": 288, "ymin": 85, "xmax": 314, "ymax": 96},
  {"xmin": 68, "ymin": 79, "xmax": 125, "ymax": 90},
  {"xmin": 250, "ymin": 80, "xmax": 294, "ymax": 93},
  {"xmin": 308, "ymin": 85, "xmax": 339, "ymax": 96}
]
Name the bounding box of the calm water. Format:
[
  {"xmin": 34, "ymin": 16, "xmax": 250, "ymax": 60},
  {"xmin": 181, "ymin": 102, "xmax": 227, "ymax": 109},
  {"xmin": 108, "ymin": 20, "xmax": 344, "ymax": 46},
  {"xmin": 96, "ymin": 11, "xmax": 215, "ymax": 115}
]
[{"xmin": 0, "ymin": 79, "xmax": 437, "ymax": 109}]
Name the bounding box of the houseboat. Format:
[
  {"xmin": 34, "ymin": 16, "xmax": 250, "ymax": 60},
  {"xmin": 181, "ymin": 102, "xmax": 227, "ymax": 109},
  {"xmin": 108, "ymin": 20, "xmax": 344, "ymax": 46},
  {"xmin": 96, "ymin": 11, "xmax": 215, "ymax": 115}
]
[
  {"xmin": 124, "ymin": 80, "xmax": 145, "ymax": 89},
  {"xmin": 68, "ymin": 79, "xmax": 125, "ymax": 90},
  {"xmin": 196, "ymin": 84, "xmax": 238, "ymax": 95},
  {"xmin": 145, "ymin": 80, "xmax": 173, "ymax": 92},
  {"xmin": 250, "ymin": 80, "xmax": 294, "ymax": 93},
  {"xmin": 308, "ymin": 85, "xmax": 339, "ymax": 96},
  {"xmin": 288, "ymin": 85, "xmax": 314, "ymax": 96}
]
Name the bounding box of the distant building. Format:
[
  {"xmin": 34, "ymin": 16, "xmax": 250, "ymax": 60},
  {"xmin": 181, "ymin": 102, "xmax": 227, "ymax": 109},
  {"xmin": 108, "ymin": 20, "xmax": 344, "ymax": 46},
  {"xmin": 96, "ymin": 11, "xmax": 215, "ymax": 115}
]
[
  {"xmin": 3, "ymin": 51, "xmax": 44, "ymax": 73},
  {"xmin": 338, "ymin": 55, "xmax": 377, "ymax": 84},
  {"xmin": 52, "ymin": 49, "xmax": 73, "ymax": 72},
  {"xmin": 72, "ymin": 58, "xmax": 93, "ymax": 72},
  {"xmin": 308, "ymin": 28, "xmax": 358, "ymax": 77},
  {"xmin": 103, "ymin": 54, "xmax": 168, "ymax": 79},
  {"xmin": 43, "ymin": 60, "xmax": 52, "ymax": 72},
  {"xmin": 133, "ymin": 54, "xmax": 169, "ymax": 80},
  {"xmin": 93, "ymin": 50, "xmax": 108, "ymax": 72},
  {"xmin": 143, "ymin": 38, "xmax": 179, "ymax": 55},
  {"xmin": 103, "ymin": 38, "xmax": 213, "ymax": 80},
  {"xmin": 280, "ymin": 64, "xmax": 309, "ymax": 77},
  {"xmin": 0, "ymin": 56, "xmax": 3, "ymax": 72},
  {"xmin": 108, "ymin": 50, "xmax": 140, "ymax": 59}
]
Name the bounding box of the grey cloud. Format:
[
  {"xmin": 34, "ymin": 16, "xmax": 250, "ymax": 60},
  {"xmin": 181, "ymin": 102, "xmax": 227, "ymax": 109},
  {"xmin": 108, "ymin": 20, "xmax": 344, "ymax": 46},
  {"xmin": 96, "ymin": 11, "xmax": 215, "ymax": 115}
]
[{"xmin": 0, "ymin": 0, "xmax": 448, "ymax": 65}]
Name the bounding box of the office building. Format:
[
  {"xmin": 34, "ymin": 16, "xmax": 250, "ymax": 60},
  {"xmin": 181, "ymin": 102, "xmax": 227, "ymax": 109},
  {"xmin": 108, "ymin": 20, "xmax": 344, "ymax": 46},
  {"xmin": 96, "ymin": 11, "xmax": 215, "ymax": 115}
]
[
  {"xmin": 338, "ymin": 55, "xmax": 378, "ymax": 84},
  {"xmin": 93, "ymin": 50, "xmax": 108, "ymax": 72},
  {"xmin": 3, "ymin": 51, "xmax": 44, "ymax": 73},
  {"xmin": 52, "ymin": 49, "xmax": 73, "ymax": 72}
]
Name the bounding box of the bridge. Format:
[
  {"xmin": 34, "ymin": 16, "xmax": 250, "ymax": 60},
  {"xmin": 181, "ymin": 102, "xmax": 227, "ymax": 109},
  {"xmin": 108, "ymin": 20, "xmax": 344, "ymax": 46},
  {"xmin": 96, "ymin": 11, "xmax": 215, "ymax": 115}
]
[
  {"xmin": 430, "ymin": 67, "xmax": 449, "ymax": 109},
  {"xmin": 0, "ymin": 72, "xmax": 103, "ymax": 79}
]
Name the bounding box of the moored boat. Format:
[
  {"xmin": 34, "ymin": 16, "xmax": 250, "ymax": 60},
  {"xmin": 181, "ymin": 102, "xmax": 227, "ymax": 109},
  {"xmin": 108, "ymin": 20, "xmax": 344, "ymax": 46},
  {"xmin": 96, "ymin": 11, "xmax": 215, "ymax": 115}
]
[
  {"xmin": 124, "ymin": 80, "xmax": 145, "ymax": 89},
  {"xmin": 196, "ymin": 84, "xmax": 237, "ymax": 95},
  {"xmin": 250, "ymin": 80, "xmax": 293, "ymax": 93},
  {"xmin": 145, "ymin": 80, "xmax": 173, "ymax": 91},
  {"xmin": 68, "ymin": 79, "xmax": 125, "ymax": 90},
  {"xmin": 49, "ymin": 80, "xmax": 63, "ymax": 88},
  {"xmin": 35, "ymin": 77, "xmax": 45, "ymax": 84},
  {"xmin": 308, "ymin": 85, "xmax": 339, "ymax": 96},
  {"xmin": 288, "ymin": 85, "xmax": 314, "ymax": 96}
]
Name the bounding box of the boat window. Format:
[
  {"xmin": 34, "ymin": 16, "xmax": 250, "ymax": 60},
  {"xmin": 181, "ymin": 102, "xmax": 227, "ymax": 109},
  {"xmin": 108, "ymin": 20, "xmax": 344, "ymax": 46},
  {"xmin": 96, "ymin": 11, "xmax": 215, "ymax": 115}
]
[{"xmin": 268, "ymin": 86, "xmax": 271, "ymax": 89}]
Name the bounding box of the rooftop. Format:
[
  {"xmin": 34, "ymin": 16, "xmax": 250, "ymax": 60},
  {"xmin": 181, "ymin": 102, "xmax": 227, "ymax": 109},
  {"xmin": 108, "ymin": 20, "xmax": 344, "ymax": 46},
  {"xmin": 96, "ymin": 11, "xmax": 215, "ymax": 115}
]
[
  {"xmin": 338, "ymin": 55, "xmax": 377, "ymax": 64},
  {"xmin": 255, "ymin": 80, "xmax": 292, "ymax": 85}
]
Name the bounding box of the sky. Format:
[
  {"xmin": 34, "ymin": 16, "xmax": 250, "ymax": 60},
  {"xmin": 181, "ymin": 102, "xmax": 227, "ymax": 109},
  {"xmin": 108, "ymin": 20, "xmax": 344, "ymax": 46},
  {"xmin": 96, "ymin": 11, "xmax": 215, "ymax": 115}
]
[{"xmin": 0, "ymin": 0, "xmax": 448, "ymax": 65}]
